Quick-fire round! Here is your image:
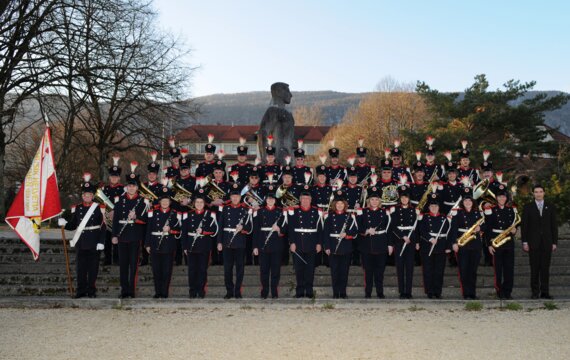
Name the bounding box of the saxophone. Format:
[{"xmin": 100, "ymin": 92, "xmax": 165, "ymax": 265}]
[
  {"xmin": 491, "ymin": 212, "xmax": 521, "ymax": 248},
  {"xmin": 457, "ymin": 216, "xmax": 485, "ymax": 247},
  {"xmin": 416, "ymin": 171, "xmax": 438, "ymax": 211}
]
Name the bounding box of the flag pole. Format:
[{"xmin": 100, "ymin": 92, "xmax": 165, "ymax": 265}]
[{"xmin": 60, "ymin": 226, "xmax": 74, "ymax": 297}]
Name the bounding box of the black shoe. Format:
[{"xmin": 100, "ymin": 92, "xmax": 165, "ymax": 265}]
[
  {"xmin": 295, "ymin": 294, "xmax": 304, "ymax": 298},
  {"xmin": 399, "ymin": 294, "xmax": 406, "ymax": 299},
  {"xmin": 531, "ymin": 294, "xmax": 539, "ymax": 299},
  {"xmin": 406, "ymin": 294, "xmax": 413, "ymax": 299},
  {"xmin": 198, "ymin": 292, "xmax": 205, "ymax": 299},
  {"xmin": 261, "ymin": 294, "xmax": 268, "ymax": 299},
  {"xmin": 340, "ymin": 294, "xmax": 347, "ymax": 299},
  {"xmin": 540, "ymin": 294, "xmax": 553, "ymax": 300},
  {"xmin": 223, "ymin": 293, "xmax": 233, "ymax": 300},
  {"xmin": 435, "ymin": 294, "xmax": 442, "ymax": 299},
  {"xmin": 271, "ymin": 295, "xmax": 279, "ymax": 299},
  {"xmin": 118, "ymin": 294, "xmax": 128, "ymax": 299},
  {"xmin": 504, "ymin": 295, "xmax": 513, "ymax": 300},
  {"xmin": 333, "ymin": 294, "xmax": 339, "ymax": 299},
  {"xmin": 235, "ymin": 293, "xmax": 243, "ymax": 299},
  {"xmin": 74, "ymin": 293, "xmax": 86, "ymax": 299},
  {"xmin": 427, "ymin": 293, "xmax": 434, "ymax": 299},
  {"xmin": 305, "ymin": 293, "xmax": 314, "ymax": 298},
  {"xmin": 153, "ymin": 294, "xmax": 160, "ymax": 299},
  {"xmin": 87, "ymin": 293, "xmax": 97, "ymax": 298},
  {"xmin": 365, "ymin": 293, "xmax": 372, "ymax": 299},
  {"xmin": 377, "ymin": 293, "xmax": 385, "ymax": 299}
]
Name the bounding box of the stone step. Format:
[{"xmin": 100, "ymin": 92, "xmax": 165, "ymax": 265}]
[{"xmin": 2, "ymin": 284, "xmax": 569, "ymax": 299}]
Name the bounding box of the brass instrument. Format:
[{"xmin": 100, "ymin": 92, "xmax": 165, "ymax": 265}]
[
  {"xmin": 139, "ymin": 182, "xmax": 158, "ymax": 202},
  {"xmin": 491, "ymin": 212, "xmax": 521, "ymax": 248},
  {"xmin": 172, "ymin": 181, "xmax": 195, "ymax": 210},
  {"xmin": 473, "ymin": 178, "xmax": 497, "ymax": 211},
  {"xmin": 457, "ymin": 216, "xmax": 485, "ymax": 247},
  {"xmin": 95, "ymin": 188, "xmax": 115, "ymax": 230},
  {"xmin": 416, "ymin": 170, "xmax": 438, "ymax": 211},
  {"xmin": 242, "ymin": 185, "xmax": 264, "ymax": 208},
  {"xmin": 380, "ymin": 185, "xmax": 399, "ymax": 204},
  {"xmin": 203, "ymin": 175, "xmax": 226, "ymax": 201},
  {"xmin": 275, "ymin": 184, "xmax": 299, "ymax": 207}
]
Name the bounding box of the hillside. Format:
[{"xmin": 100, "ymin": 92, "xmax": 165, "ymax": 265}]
[{"xmin": 190, "ymin": 91, "xmax": 570, "ymax": 135}]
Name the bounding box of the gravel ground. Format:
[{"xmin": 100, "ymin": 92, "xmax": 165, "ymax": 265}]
[{"xmin": 1, "ymin": 303, "xmax": 569, "ymax": 360}]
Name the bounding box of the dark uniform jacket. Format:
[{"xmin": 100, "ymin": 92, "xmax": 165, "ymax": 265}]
[
  {"xmin": 357, "ymin": 207, "xmax": 392, "ymax": 254},
  {"xmin": 101, "ymin": 183, "xmax": 124, "ymax": 204},
  {"xmin": 287, "ymin": 205, "xmax": 323, "ymax": 253},
  {"xmin": 417, "ymin": 213, "xmax": 451, "ymax": 254},
  {"xmin": 311, "ymin": 183, "xmax": 333, "ymax": 210},
  {"xmin": 195, "ymin": 160, "xmax": 216, "ymax": 178},
  {"xmin": 484, "ymin": 205, "xmax": 518, "ymax": 250},
  {"xmin": 292, "ymin": 165, "xmax": 313, "ymax": 185},
  {"xmin": 449, "ymin": 208, "xmax": 484, "ymax": 251},
  {"xmin": 181, "ymin": 209, "xmax": 219, "ymax": 253},
  {"xmin": 323, "ymin": 211, "xmax": 358, "ymax": 255},
  {"xmin": 387, "ymin": 205, "xmax": 417, "ymax": 249},
  {"xmin": 261, "ymin": 164, "xmax": 282, "ymax": 185},
  {"xmin": 165, "ymin": 165, "xmax": 180, "ymax": 180},
  {"xmin": 216, "ymin": 203, "xmax": 253, "ymax": 248},
  {"xmin": 355, "ymin": 163, "xmax": 371, "ymax": 184},
  {"xmin": 144, "ymin": 206, "xmax": 182, "ymax": 253},
  {"xmin": 253, "ymin": 206, "xmax": 287, "ymax": 253},
  {"xmin": 65, "ymin": 202, "xmax": 106, "ymax": 250},
  {"xmin": 458, "ymin": 166, "xmax": 480, "ymax": 185},
  {"xmin": 228, "ymin": 162, "xmax": 253, "ymax": 185},
  {"xmin": 439, "ymin": 181, "xmax": 464, "ymax": 213},
  {"xmin": 112, "ymin": 193, "xmax": 148, "ymax": 242},
  {"xmin": 326, "ymin": 165, "xmax": 346, "ymax": 184}
]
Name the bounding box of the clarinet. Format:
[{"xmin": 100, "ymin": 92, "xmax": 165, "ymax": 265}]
[
  {"xmin": 334, "ymin": 213, "xmax": 352, "ymax": 254},
  {"xmin": 157, "ymin": 211, "xmax": 172, "ymax": 251},
  {"xmin": 262, "ymin": 212, "xmax": 283, "ymax": 251},
  {"xmin": 227, "ymin": 216, "xmax": 246, "ymax": 248},
  {"xmin": 189, "ymin": 211, "xmax": 208, "ymax": 253},
  {"xmin": 118, "ymin": 197, "xmax": 143, "ymax": 237}
]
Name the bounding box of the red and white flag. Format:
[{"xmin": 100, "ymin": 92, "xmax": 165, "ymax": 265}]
[{"xmin": 5, "ymin": 126, "xmax": 61, "ymax": 261}]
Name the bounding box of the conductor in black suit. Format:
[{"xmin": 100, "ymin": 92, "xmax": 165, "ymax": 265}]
[{"xmin": 521, "ymin": 184, "xmax": 558, "ymax": 299}]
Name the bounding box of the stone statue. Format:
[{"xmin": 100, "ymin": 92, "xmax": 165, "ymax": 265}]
[{"xmin": 258, "ymin": 82, "xmax": 295, "ymax": 165}]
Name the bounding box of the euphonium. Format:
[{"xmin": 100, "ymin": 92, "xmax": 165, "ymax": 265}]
[
  {"xmin": 243, "ymin": 185, "xmax": 264, "ymax": 208},
  {"xmin": 95, "ymin": 188, "xmax": 115, "ymax": 230},
  {"xmin": 139, "ymin": 182, "xmax": 158, "ymax": 201},
  {"xmin": 171, "ymin": 181, "xmax": 195, "ymax": 210},
  {"xmin": 275, "ymin": 184, "xmax": 299, "ymax": 207},
  {"xmin": 203, "ymin": 175, "xmax": 226, "ymax": 201},
  {"xmin": 457, "ymin": 216, "xmax": 485, "ymax": 247},
  {"xmin": 491, "ymin": 212, "xmax": 521, "ymax": 248}
]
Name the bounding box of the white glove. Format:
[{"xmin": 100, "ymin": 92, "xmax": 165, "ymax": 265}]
[
  {"xmin": 58, "ymin": 218, "xmax": 68, "ymax": 227},
  {"xmin": 96, "ymin": 244, "xmax": 104, "ymax": 251}
]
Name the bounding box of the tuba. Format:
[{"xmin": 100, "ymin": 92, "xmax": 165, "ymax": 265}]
[
  {"xmin": 491, "ymin": 212, "xmax": 521, "ymax": 248},
  {"xmin": 95, "ymin": 188, "xmax": 115, "ymax": 230},
  {"xmin": 457, "ymin": 216, "xmax": 485, "ymax": 247},
  {"xmin": 275, "ymin": 184, "xmax": 299, "ymax": 207},
  {"xmin": 473, "ymin": 178, "xmax": 497, "ymax": 211}
]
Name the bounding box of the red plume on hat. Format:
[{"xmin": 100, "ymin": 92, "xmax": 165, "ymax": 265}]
[
  {"xmin": 319, "ymin": 153, "xmax": 327, "ymax": 165},
  {"xmin": 425, "ymin": 136, "xmax": 435, "ymax": 146},
  {"xmin": 483, "ymin": 149, "xmax": 491, "ymax": 161},
  {"xmin": 297, "ymin": 139, "xmax": 304, "ymax": 149},
  {"xmin": 130, "ymin": 161, "xmax": 138, "ymax": 173},
  {"xmin": 358, "ymin": 137, "xmax": 364, "ymax": 147},
  {"xmin": 239, "ymin": 137, "xmax": 246, "ymax": 146},
  {"xmin": 328, "ymin": 138, "xmax": 335, "ymax": 148},
  {"xmin": 150, "ymin": 150, "xmax": 158, "ymax": 162},
  {"xmin": 415, "ymin": 151, "xmax": 422, "ymax": 161},
  {"xmin": 444, "ymin": 150, "xmax": 452, "ymax": 161},
  {"xmin": 393, "ymin": 139, "xmax": 401, "ymax": 149},
  {"xmin": 168, "ymin": 136, "xmax": 176, "ymax": 149},
  {"xmin": 461, "ymin": 140, "xmax": 468, "ymax": 150},
  {"xmin": 267, "ymin": 135, "xmax": 274, "ymax": 146},
  {"xmin": 217, "ymin": 149, "xmax": 225, "ymax": 160},
  {"xmin": 207, "ymin": 133, "xmax": 214, "ymax": 144},
  {"xmin": 112, "ymin": 155, "xmax": 120, "ymax": 166},
  {"xmin": 83, "ymin": 172, "xmax": 92, "ymax": 183},
  {"xmin": 384, "ymin": 148, "xmax": 391, "ymax": 159},
  {"xmin": 347, "ymin": 154, "xmax": 355, "ymax": 166}
]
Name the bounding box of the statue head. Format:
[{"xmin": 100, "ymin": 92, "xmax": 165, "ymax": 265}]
[{"xmin": 270, "ymin": 82, "xmax": 292, "ymax": 105}]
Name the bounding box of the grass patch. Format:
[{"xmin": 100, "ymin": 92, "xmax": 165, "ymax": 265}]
[
  {"xmin": 504, "ymin": 302, "xmax": 522, "ymax": 311},
  {"xmin": 465, "ymin": 301, "xmax": 483, "ymax": 311},
  {"xmin": 240, "ymin": 305, "xmax": 253, "ymax": 310},
  {"xmin": 543, "ymin": 301, "xmax": 558, "ymax": 310},
  {"xmin": 322, "ymin": 303, "xmax": 335, "ymax": 310}
]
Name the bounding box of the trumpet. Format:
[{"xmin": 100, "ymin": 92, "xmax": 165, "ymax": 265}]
[
  {"xmin": 275, "ymin": 184, "xmax": 299, "ymax": 207},
  {"xmin": 491, "ymin": 212, "xmax": 521, "ymax": 248},
  {"xmin": 457, "ymin": 217, "xmax": 485, "ymax": 247},
  {"xmin": 95, "ymin": 188, "xmax": 115, "ymax": 230}
]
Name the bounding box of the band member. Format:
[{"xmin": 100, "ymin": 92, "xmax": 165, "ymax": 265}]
[
  {"xmin": 312, "ymin": 164, "xmax": 333, "ymax": 210},
  {"xmin": 173, "ymin": 156, "xmax": 195, "ymax": 265},
  {"xmin": 261, "ymin": 136, "xmax": 282, "ymax": 185},
  {"xmin": 457, "ymin": 140, "xmax": 480, "ymax": 185},
  {"xmin": 323, "ymin": 190, "xmax": 358, "ymax": 298},
  {"xmin": 439, "ymin": 152, "xmax": 463, "ymax": 214},
  {"xmin": 409, "ymin": 153, "xmax": 429, "ymax": 212},
  {"xmin": 182, "ymin": 188, "xmax": 219, "ymax": 298},
  {"xmin": 479, "ymin": 150, "xmax": 497, "ymax": 266},
  {"xmin": 207, "ymin": 161, "xmax": 230, "ymax": 206},
  {"xmin": 389, "ymin": 184, "xmax": 417, "ymax": 299},
  {"xmin": 165, "ymin": 137, "xmax": 181, "ymax": 180},
  {"xmin": 424, "ymin": 136, "xmax": 443, "ymax": 180},
  {"xmin": 521, "ymin": 184, "xmax": 558, "ymax": 299},
  {"xmin": 344, "ymin": 166, "xmax": 362, "ymax": 266},
  {"xmin": 193, "ymin": 134, "xmax": 215, "ymax": 178},
  {"xmin": 101, "ymin": 155, "xmax": 123, "ymax": 265},
  {"xmin": 59, "ymin": 173, "xmax": 105, "ymax": 298},
  {"xmin": 112, "ymin": 163, "xmax": 148, "ymax": 298},
  {"xmin": 144, "ymin": 186, "xmax": 181, "ymax": 298},
  {"xmin": 377, "ymin": 156, "xmax": 398, "ymax": 210},
  {"xmin": 355, "ymin": 138, "xmax": 372, "ymax": 183},
  {"xmin": 140, "ymin": 151, "xmax": 161, "ymax": 266},
  {"xmin": 417, "ymin": 191, "xmax": 451, "ymax": 299},
  {"xmin": 292, "ymin": 140, "xmax": 312, "ymax": 185},
  {"xmin": 326, "ymin": 140, "xmax": 346, "ymax": 184},
  {"xmin": 277, "ymin": 165, "xmax": 299, "ymax": 265},
  {"xmin": 216, "ymin": 184, "xmax": 253, "ymax": 299},
  {"xmin": 449, "ymin": 186, "xmax": 484, "ymax": 299},
  {"xmin": 358, "ymin": 186, "xmax": 392, "ymax": 298},
  {"xmin": 245, "ymin": 166, "xmax": 264, "ymax": 265},
  {"xmin": 253, "ymin": 187, "xmax": 287, "ymax": 299},
  {"xmin": 228, "ymin": 137, "xmax": 253, "ymax": 185},
  {"xmin": 485, "ymin": 184, "xmax": 519, "ymax": 300},
  {"xmin": 391, "ymin": 140, "xmax": 412, "ymax": 182},
  {"xmin": 288, "ymin": 189, "xmax": 323, "ymax": 298}
]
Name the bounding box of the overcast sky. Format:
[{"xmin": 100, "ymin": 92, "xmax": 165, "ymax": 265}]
[{"xmin": 153, "ymin": 0, "xmax": 570, "ymax": 97}]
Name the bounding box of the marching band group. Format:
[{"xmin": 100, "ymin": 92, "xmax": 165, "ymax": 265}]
[{"xmin": 60, "ymin": 134, "xmax": 523, "ymax": 301}]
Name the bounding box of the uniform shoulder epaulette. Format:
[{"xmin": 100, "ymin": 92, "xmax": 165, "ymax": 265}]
[{"xmin": 71, "ymin": 204, "xmax": 77, "ymax": 213}]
